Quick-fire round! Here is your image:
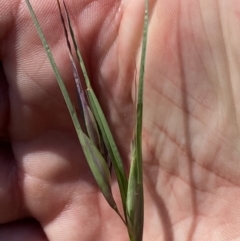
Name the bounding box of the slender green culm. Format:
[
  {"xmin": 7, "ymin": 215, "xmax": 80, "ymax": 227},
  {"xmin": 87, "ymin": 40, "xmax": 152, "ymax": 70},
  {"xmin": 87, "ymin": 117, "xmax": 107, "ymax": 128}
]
[
  {"xmin": 25, "ymin": 0, "xmax": 122, "ymax": 220},
  {"xmin": 126, "ymin": 0, "xmax": 149, "ymax": 240},
  {"xmin": 25, "ymin": 0, "xmax": 80, "ymax": 134}
]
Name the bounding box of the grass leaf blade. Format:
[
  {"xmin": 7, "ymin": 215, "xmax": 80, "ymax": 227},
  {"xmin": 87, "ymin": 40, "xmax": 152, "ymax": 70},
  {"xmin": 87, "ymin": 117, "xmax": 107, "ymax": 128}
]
[{"xmin": 127, "ymin": 0, "xmax": 149, "ymax": 240}]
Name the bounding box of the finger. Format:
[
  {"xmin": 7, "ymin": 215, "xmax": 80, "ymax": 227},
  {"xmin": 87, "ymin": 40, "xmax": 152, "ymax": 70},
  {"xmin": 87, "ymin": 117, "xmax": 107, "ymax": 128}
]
[{"xmin": 0, "ymin": 219, "xmax": 48, "ymax": 241}]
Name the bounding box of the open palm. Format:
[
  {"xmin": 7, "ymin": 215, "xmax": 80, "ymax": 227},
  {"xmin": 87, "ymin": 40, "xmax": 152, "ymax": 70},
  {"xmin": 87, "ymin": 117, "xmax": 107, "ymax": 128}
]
[{"xmin": 1, "ymin": 0, "xmax": 240, "ymax": 240}]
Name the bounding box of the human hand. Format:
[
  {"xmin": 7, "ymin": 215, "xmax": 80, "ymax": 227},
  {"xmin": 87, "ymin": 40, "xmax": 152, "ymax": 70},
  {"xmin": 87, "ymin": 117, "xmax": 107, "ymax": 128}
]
[{"xmin": 1, "ymin": 1, "xmax": 240, "ymax": 240}]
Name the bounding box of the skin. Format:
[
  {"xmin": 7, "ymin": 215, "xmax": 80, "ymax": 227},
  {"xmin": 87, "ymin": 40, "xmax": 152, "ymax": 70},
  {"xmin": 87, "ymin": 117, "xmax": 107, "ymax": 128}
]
[{"xmin": 0, "ymin": 0, "xmax": 240, "ymax": 240}]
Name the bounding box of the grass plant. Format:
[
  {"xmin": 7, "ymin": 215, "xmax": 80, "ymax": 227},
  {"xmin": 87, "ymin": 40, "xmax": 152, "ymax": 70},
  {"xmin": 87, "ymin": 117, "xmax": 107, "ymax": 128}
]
[{"xmin": 25, "ymin": 0, "xmax": 149, "ymax": 240}]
